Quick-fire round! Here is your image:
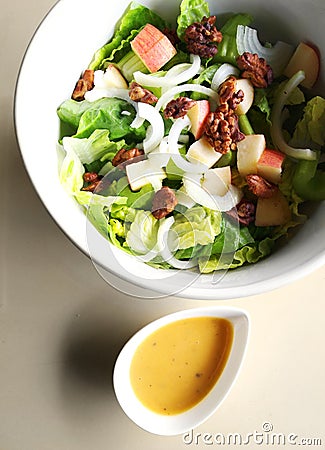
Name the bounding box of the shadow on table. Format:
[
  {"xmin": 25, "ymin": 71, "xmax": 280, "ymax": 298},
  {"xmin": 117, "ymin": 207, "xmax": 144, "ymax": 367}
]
[
  {"xmin": 59, "ymin": 305, "xmax": 130, "ymax": 398},
  {"xmin": 58, "ymin": 295, "xmax": 169, "ymax": 416}
]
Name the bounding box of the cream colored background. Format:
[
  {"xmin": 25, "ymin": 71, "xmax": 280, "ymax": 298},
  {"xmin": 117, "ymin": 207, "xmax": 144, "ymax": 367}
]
[{"xmin": 1, "ymin": 1, "xmax": 325, "ymax": 449}]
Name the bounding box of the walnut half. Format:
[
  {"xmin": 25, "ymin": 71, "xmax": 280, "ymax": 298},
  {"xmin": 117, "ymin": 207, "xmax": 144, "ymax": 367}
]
[
  {"xmin": 184, "ymin": 16, "xmax": 222, "ymax": 59},
  {"xmin": 71, "ymin": 69, "xmax": 94, "ymax": 101},
  {"xmin": 151, "ymin": 186, "xmax": 178, "ymax": 219},
  {"xmin": 218, "ymin": 76, "xmax": 245, "ymax": 110},
  {"xmin": 163, "ymin": 97, "xmax": 196, "ymax": 119},
  {"xmin": 129, "ymin": 82, "xmax": 158, "ymax": 105},
  {"xmin": 236, "ymin": 52, "xmax": 273, "ymax": 88},
  {"xmin": 226, "ymin": 199, "xmax": 256, "ymax": 226},
  {"xmin": 246, "ymin": 174, "xmax": 278, "ymax": 198},
  {"xmin": 112, "ymin": 147, "xmax": 145, "ymax": 169}
]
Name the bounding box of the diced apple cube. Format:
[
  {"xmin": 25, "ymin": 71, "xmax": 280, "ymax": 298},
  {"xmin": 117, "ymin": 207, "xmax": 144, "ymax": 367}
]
[
  {"xmin": 257, "ymin": 148, "xmax": 286, "ymax": 184},
  {"xmin": 187, "ymin": 100, "xmax": 210, "ymax": 139},
  {"xmin": 202, "ymin": 167, "xmax": 231, "ymax": 197},
  {"xmin": 235, "ymin": 78, "xmax": 254, "ymax": 115},
  {"xmin": 255, "ymin": 189, "xmax": 291, "ymax": 226},
  {"xmin": 131, "ymin": 24, "xmax": 177, "ymax": 73},
  {"xmin": 187, "ymin": 136, "xmax": 222, "ymax": 168},
  {"xmin": 237, "ymin": 134, "xmax": 266, "ymax": 177},
  {"xmin": 103, "ymin": 64, "xmax": 128, "ymax": 89},
  {"xmin": 126, "ymin": 159, "xmax": 166, "ymax": 191},
  {"xmin": 283, "ymin": 42, "xmax": 320, "ymax": 89}
]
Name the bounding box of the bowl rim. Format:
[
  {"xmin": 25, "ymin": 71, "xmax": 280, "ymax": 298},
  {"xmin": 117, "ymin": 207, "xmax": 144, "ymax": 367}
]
[{"xmin": 14, "ymin": 0, "xmax": 325, "ymax": 300}]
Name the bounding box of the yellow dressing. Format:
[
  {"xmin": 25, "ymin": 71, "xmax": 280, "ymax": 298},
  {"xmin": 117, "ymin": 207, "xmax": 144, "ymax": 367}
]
[{"xmin": 130, "ymin": 316, "xmax": 233, "ymax": 415}]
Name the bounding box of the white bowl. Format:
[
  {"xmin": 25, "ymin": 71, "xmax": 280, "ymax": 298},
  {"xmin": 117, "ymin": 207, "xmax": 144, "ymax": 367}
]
[
  {"xmin": 15, "ymin": 0, "xmax": 325, "ymax": 299},
  {"xmin": 113, "ymin": 306, "xmax": 249, "ymax": 435}
]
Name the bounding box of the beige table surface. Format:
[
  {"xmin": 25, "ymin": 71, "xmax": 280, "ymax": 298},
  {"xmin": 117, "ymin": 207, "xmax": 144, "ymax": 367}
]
[{"xmin": 1, "ymin": 1, "xmax": 325, "ymax": 449}]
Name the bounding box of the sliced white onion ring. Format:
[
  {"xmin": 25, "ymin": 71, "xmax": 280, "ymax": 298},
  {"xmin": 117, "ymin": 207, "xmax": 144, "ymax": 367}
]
[
  {"xmin": 84, "ymin": 87, "xmax": 136, "ymax": 107},
  {"xmin": 130, "ymin": 114, "xmax": 145, "ymax": 129},
  {"xmin": 156, "ymin": 216, "xmax": 175, "ymax": 253},
  {"xmin": 270, "ymin": 70, "xmax": 317, "ymax": 160},
  {"xmin": 211, "ymin": 63, "xmax": 239, "ymax": 91},
  {"xmin": 134, "ymin": 217, "xmax": 197, "ymax": 268},
  {"xmin": 183, "ymin": 173, "xmax": 243, "ymax": 211},
  {"xmin": 164, "ymin": 63, "xmax": 193, "ymax": 79},
  {"xmin": 167, "ymin": 116, "xmax": 191, "ymax": 153},
  {"xmin": 136, "ymin": 103, "xmax": 165, "ymax": 153},
  {"xmin": 175, "ymin": 188, "xmax": 196, "ymax": 209},
  {"xmin": 133, "ymin": 55, "xmax": 201, "ymax": 88},
  {"xmin": 155, "ymin": 83, "xmax": 219, "ymax": 111},
  {"xmin": 147, "ymin": 114, "xmax": 192, "ymax": 169},
  {"xmin": 236, "ymin": 25, "xmax": 294, "ymax": 77},
  {"xmin": 171, "ymin": 154, "xmax": 208, "ymax": 174}
]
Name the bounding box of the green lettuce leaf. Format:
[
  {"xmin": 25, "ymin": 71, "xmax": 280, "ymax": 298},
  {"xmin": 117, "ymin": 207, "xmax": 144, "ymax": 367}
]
[
  {"xmin": 172, "ymin": 206, "xmax": 222, "ymax": 251},
  {"xmin": 76, "ymin": 98, "xmax": 146, "ymax": 141},
  {"xmin": 88, "ymin": 2, "xmax": 167, "ymax": 70},
  {"xmin": 57, "ymin": 99, "xmax": 92, "ymax": 130},
  {"xmin": 247, "ymin": 89, "xmax": 272, "ymax": 145},
  {"xmin": 177, "ymin": 0, "xmax": 210, "ymax": 41},
  {"xmin": 99, "ymin": 29, "xmax": 140, "ymax": 70},
  {"xmin": 59, "ymin": 144, "xmax": 127, "ymax": 215},
  {"xmin": 110, "ymin": 203, "xmax": 137, "ymax": 222},
  {"xmin": 109, "ymin": 218, "xmax": 125, "ymax": 238},
  {"xmin": 193, "ymin": 64, "xmax": 221, "ymax": 86},
  {"xmin": 211, "ymin": 217, "xmax": 255, "ymax": 254},
  {"xmin": 59, "ymin": 144, "xmax": 85, "ymax": 194},
  {"xmin": 290, "ymin": 96, "xmax": 325, "ymax": 149},
  {"xmin": 86, "ymin": 200, "xmax": 129, "ymax": 249},
  {"xmin": 126, "ymin": 210, "xmax": 159, "ymax": 254},
  {"xmin": 106, "ymin": 176, "xmax": 154, "ymax": 209},
  {"xmin": 175, "ymin": 216, "xmax": 254, "ymax": 260},
  {"xmin": 279, "ymin": 160, "xmax": 305, "ymax": 215},
  {"xmin": 248, "ymin": 83, "xmax": 305, "ymax": 147},
  {"xmin": 198, "ymin": 237, "xmax": 275, "ymax": 272},
  {"xmin": 268, "ymin": 81, "xmax": 305, "ymax": 106},
  {"xmin": 253, "ymin": 89, "xmax": 272, "ymax": 121},
  {"xmin": 58, "ymin": 97, "xmax": 146, "ymax": 142},
  {"xmin": 62, "ymin": 129, "xmax": 126, "ymax": 164},
  {"xmin": 190, "ymin": 64, "xmax": 221, "ymax": 99},
  {"xmin": 87, "ymin": 204, "xmax": 110, "ymax": 238},
  {"xmin": 87, "ymin": 204, "xmax": 133, "ymax": 254}
]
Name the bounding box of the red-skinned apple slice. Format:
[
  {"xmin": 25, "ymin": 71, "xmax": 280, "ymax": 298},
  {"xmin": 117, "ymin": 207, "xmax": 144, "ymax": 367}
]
[
  {"xmin": 237, "ymin": 134, "xmax": 266, "ymax": 177},
  {"xmin": 257, "ymin": 148, "xmax": 286, "ymax": 184},
  {"xmin": 131, "ymin": 24, "xmax": 177, "ymax": 73},
  {"xmin": 187, "ymin": 100, "xmax": 210, "ymax": 139},
  {"xmin": 284, "ymin": 42, "xmax": 320, "ymax": 89}
]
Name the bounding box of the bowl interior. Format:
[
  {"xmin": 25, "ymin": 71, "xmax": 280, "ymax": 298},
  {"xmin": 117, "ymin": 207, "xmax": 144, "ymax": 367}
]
[
  {"xmin": 15, "ymin": 0, "xmax": 325, "ymax": 299},
  {"xmin": 113, "ymin": 306, "xmax": 249, "ymax": 435}
]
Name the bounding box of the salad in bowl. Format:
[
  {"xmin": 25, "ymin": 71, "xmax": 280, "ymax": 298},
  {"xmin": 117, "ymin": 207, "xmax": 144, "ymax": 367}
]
[{"xmin": 56, "ymin": 0, "xmax": 325, "ymax": 277}]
